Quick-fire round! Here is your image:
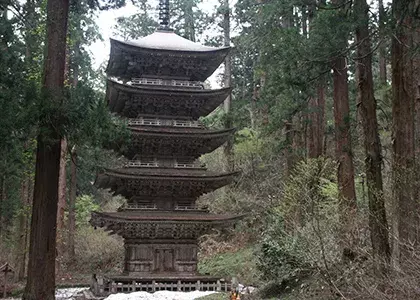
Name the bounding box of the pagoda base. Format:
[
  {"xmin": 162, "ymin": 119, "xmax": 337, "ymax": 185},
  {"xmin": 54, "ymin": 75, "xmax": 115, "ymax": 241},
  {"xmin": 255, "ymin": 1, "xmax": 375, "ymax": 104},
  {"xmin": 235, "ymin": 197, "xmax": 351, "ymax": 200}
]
[{"xmin": 91, "ymin": 274, "xmax": 231, "ymax": 297}]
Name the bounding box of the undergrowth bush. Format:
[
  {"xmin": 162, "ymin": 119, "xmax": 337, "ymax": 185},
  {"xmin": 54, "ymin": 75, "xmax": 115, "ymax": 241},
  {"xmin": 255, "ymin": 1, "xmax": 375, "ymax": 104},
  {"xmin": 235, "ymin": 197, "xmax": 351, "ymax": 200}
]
[
  {"xmin": 69, "ymin": 226, "xmax": 124, "ymax": 274},
  {"xmin": 63, "ymin": 194, "xmax": 124, "ymax": 275},
  {"xmin": 198, "ymin": 246, "xmax": 260, "ymax": 286},
  {"xmin": 258, "ymin": 158, "xmax": 342, "ymax": 294},
  {"xmin": 255, "ymin": 158, "xmax": 420, "ymax": 299}
]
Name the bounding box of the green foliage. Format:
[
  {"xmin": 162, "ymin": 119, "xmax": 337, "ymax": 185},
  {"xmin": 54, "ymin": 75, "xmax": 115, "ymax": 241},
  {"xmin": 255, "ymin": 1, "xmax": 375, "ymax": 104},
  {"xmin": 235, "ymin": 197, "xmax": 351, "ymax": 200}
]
[
  {"xmin": 71, "ymin": 226, "xmax": 124, "ymax": 273},
  {"xmin": 114, "ymin": 0, "xmax": 210, "ymax": 42},
  {"xmin": 234, "ymin": 128, "xmax": 263, "ymax": 162},
  {"xmin": 75, "ymin": 195, "xmax": 99, "ymax": 227},
  {"xmin": 280, "ymin": 158, "xmax": 339, "ymax": 225},
  {"xmin": 198, "ymin": 247, "xmax": 260, "ymax": 286},
  {"xmin": 0, "ymin": 6, "xmax": 41, "ymax": 226},
  {"xmin": 257, "ymin": 158, "xmax": 341, "ymax": 293},
  {"xmin": 114, "ymin": 0, "xmax": 157, "ymax": 39}
]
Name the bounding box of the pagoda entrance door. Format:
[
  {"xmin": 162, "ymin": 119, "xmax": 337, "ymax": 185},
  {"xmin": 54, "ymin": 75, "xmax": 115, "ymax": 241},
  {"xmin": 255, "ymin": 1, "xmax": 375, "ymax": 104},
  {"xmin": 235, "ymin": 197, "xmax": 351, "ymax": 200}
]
[{"xmin": 154, "ymin": 248, "xmax": 175, "ymax": 273}]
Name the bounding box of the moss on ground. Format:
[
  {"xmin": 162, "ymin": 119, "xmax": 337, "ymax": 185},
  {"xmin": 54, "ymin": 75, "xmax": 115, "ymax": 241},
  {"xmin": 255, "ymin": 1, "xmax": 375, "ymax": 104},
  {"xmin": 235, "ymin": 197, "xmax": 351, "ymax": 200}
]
[{"xmin": 195, "ymin": 293, "xmax": 229, "ymax": 300}]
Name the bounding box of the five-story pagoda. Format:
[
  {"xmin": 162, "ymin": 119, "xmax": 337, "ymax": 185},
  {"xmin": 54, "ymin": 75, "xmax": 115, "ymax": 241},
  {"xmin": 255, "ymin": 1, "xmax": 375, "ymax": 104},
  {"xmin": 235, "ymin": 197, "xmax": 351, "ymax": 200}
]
[{"xmin": 90, "ymin": 0, "xmax": 241, "ymax": 295}]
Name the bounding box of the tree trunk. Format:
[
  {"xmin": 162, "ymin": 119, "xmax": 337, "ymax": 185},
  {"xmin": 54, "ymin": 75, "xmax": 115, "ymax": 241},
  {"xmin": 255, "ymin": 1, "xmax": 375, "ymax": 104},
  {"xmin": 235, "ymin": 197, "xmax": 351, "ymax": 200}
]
[
  {"xmin": 414, "ymin": 7, "xmax": 420, "ymax": 240},
  {"xmin": 16, "ymin": 177, "xmax": 29, "ymax": 281},
  {"xmin": 23, "ymin": 0, "xmax": 69, "ymax": 297},
  {"xmin": 307, "ymin": 87, "xmax": 325, "ymax": 158},
  {"xmin": 307, "ymin": 96, "xmax": 317, "ymax": 158},
  {"xmin": 378, "ymin": 0, "xmax": 387, "ymax": 86},
  {"xmin": 56, "ymin": 138, "xmax": 67, "ymax": 274},
  {"xmin": 68, "ymin": 149, "xmax": 77, "ymax": 261},
  {"xmin": 285, "ymin": 119, "xmax": 296, "ymax": 176},
  {"xmin": 184, "ymin": 0, "xmax": 195, "ymax": 41},
  {"xmin": 307, "ymin": 1, "xmax": 325, "ymax": 159},
  {"xmin": 0, "ymin": 176, "xmax": 4, "ymax": 239},
  {"xmin": 316, "ymin": 85, "xmax": 325, "ymax": 156},
  {"xmin": 222, "ymin": 0, "xmax": 234, "ymax": 172},
  {"xmin": 301, "ymin": 5, "xmax": 307, "ymax": 38},
  {"xmin": 391, "ymin": 0, "xmax": 416, "ymax": 266},
  {"xmin": 293, "ymin": 113, "xmax": 305, "ymax": 161},
  {"xmin": 355, "ymin": 0, "xmax": 390, "ymax": 271},
  {"xmin": 330, "ymin": 0, "xmax": 357, "ymax": 259},
  {"xmin": 332, "ymin": 59, "xmax": 356, "ymax": 206}
]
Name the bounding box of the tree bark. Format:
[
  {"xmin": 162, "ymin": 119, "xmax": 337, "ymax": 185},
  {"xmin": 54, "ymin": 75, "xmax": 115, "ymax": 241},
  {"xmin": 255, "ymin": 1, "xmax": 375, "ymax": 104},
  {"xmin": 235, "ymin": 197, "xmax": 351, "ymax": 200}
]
[
  {"xmin": 316, "ymin": 85, "xmax": 325, "ymax": 156},
  {"xmin": 307, "ymin": 96, "xmax": 317, "ymax": 158},
  {"xmin": 391, "ymin": 0, "xmax": 417, "ymax": 266},
  {"xmin": 355, "ymin": 0, "xmax": 390, "ymax": 271},
  {"xmin": 330, "ymin": 0, "xmax": 356, "ymax": 206},
  {"xmin": 16, "ymin": 177, "xmax": 29, "ymax": 281},
  {"xmin": 222, "ymin": 0, "xmax": 234, "ymax": 172},
  {"xmin": 332, "ymin": 59, "xmax": 356, "ymax": 207},
  {"xmin": 0, "ymin": 176, "xmax": 4, "ymax": 239},
  {"xmin": 23, "ymin": 0, "xmax": 69, "ymax": 297},
  {"xmin": 330, "ymin": 0, "xmax": 357, "ymax": 259},
  {"xmin": 56, "ymin": 138, "xmax": 67, "ymax": 274},
  {"xmin": 285, "ymin": 119, "xmax": 296, "ymax": 176},
  {"xmin": 414, "ymin": 5, "xmax": 420, "ymax": 235},
  {"xmin": 67, "ymin": 149, "xmax": 77, "ymax": 261},
  {"xmin": 378, "ymin": 0, "xmax": 387, "ymax": 86},
  {"xmin": 184, "ymin": 0, "xmax": 195, "ymax": 41},
  {"xmin": 307, "ymin": 86, "xmax": 325, "ymax": 158},
  {"xmin": 307, "ymin": 1, "xmax": 325, "ymax": 159}
]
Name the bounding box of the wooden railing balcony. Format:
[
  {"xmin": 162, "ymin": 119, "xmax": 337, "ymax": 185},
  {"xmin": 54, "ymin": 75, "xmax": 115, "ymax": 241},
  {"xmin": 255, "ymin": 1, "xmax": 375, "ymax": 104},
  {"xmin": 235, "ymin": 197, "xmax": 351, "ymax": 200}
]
[
  {"xmin": 125, "ymin": 159, "xmax": 205, "ymax": 169},
  {"xmin": 126, "ymin": 160, "xmax": 158, "ymax": 168},
  {"xmin": 128, "ymin": 118, "xmax": 204, "ymax": 128},
  {"xmin": 131, "ymin": 77, "xmax": 204, "ymax": 89},
  {"xmin": 122, "ymin": 203, "xmax": 158, "ymax": 210},
  {"xmin": 174, "ymin": 161, "xmax": 198, "ymax": 168},
  {"xmin": 175, "ymin": 205, "xmax": 209, "ymax": 212}
]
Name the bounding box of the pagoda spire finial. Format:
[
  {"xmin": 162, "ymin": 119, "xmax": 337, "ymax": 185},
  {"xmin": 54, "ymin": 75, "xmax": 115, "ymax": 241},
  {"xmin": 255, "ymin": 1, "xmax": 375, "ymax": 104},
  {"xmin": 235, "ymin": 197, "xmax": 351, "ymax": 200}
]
[{"xmin": 159, "ymin": 0, "xmax": 171, "ymax": 31}]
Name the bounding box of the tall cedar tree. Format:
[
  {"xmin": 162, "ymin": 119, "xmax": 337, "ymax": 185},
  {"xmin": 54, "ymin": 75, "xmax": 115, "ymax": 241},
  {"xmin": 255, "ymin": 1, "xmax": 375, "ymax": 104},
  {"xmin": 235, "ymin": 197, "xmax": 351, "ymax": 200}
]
[
  {"xmin": 222, "ymin": 0, "xmax": 234, "ymax": 172},
  {"xmin": 331, "ymin": 0, "xmax": 357, "ymax": 208},
  {"xmin": 68, "ymin": 26, "xmax": 81, "ymax": 260},
  {"xmin": 56, "ymin": 138, "xmax": 67, "ymax": 272},
  {"xmin": 15, "ymin": 0, "xmax": 38, "ymax": 280},
  {"xmin": 23, "ymin": 0, "xmax": 69, "ymax": 298},
  {"xmin": 378, "ymin": 0, "xmax": 387, "ymax": 85},
  {"xmin": 391, "ymin": 0, "xmax": 416, "ymax": 264},
  {"xmin": 68, "ymin": 148, "xmax": 77, "ymax": 260},
  {"xmin": 307, "ymin": 1, "xmax": 325, "ymax": 158},
  {"xmin": 330, "ymin": 0, "xmax": 357, "ymax": 256},
  {"xmin": 354, "ymin": 0, "xmax": 390, "ymax": 270}
]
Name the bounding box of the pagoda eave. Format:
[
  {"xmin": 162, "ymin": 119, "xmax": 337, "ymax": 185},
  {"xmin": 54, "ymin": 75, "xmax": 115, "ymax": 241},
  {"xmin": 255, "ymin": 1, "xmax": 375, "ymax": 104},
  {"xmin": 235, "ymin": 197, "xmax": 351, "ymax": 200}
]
[
  {"xmin": 95, "ymin": 169, "xmax": 239, "ymax": 198},
  {"xmin": 106, "ymin": 39, "xmax": 230, "ymax": 82},
  {"xmin": 106, "ymin": 79, "xmax": 231, "ymax": 119},
  {"xmin": 90, "ymin": 211, "xmax": 242, "ymax": 239},
  {"xmin": 112, "ymin": 127, "xmax": 235, "ymax": 159}
]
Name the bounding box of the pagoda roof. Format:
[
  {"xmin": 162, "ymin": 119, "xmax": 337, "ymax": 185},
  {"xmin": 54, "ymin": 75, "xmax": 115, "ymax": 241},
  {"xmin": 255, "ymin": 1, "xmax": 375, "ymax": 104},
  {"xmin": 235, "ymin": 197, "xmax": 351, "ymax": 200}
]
[
  {"xmin": 117, "ymin": 30, "xmax": 228, "ymax": 53},
  {"xmin": 90, "ymin": 211, "xmax": 242, "ymax": 239},
  {"xmin": 113, "ymin": 126, "xmax": 235, "ymax": 159},
  {"xmin": 106, "ymin": 32, "xmax": 230, "ymax": 82},
  {"xmin": 95, "ymin": 167, "xmax": 239, "ymax": 199},
  {"xmin": 106, "ymin": 79, "xmax": 231, "ymax": 119}
]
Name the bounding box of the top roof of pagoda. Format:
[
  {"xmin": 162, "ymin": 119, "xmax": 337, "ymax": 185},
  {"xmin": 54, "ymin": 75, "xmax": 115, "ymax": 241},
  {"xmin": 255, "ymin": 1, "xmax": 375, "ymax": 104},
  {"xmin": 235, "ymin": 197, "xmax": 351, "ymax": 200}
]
[
  {"xmin": 117, "ymin": 30, "xmax": 228, "ymax": 53},
  {"xmin": 106, "ymin": 30, "xmax": 230, "ymax": 82}
]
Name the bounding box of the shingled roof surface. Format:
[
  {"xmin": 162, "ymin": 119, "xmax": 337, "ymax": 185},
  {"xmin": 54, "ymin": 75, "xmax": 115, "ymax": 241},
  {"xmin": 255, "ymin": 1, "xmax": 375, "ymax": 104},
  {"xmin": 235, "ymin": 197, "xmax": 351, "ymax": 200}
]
[{"xmin": 115, "ymin": 30, "xmax": 228, "ymax": 53}]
